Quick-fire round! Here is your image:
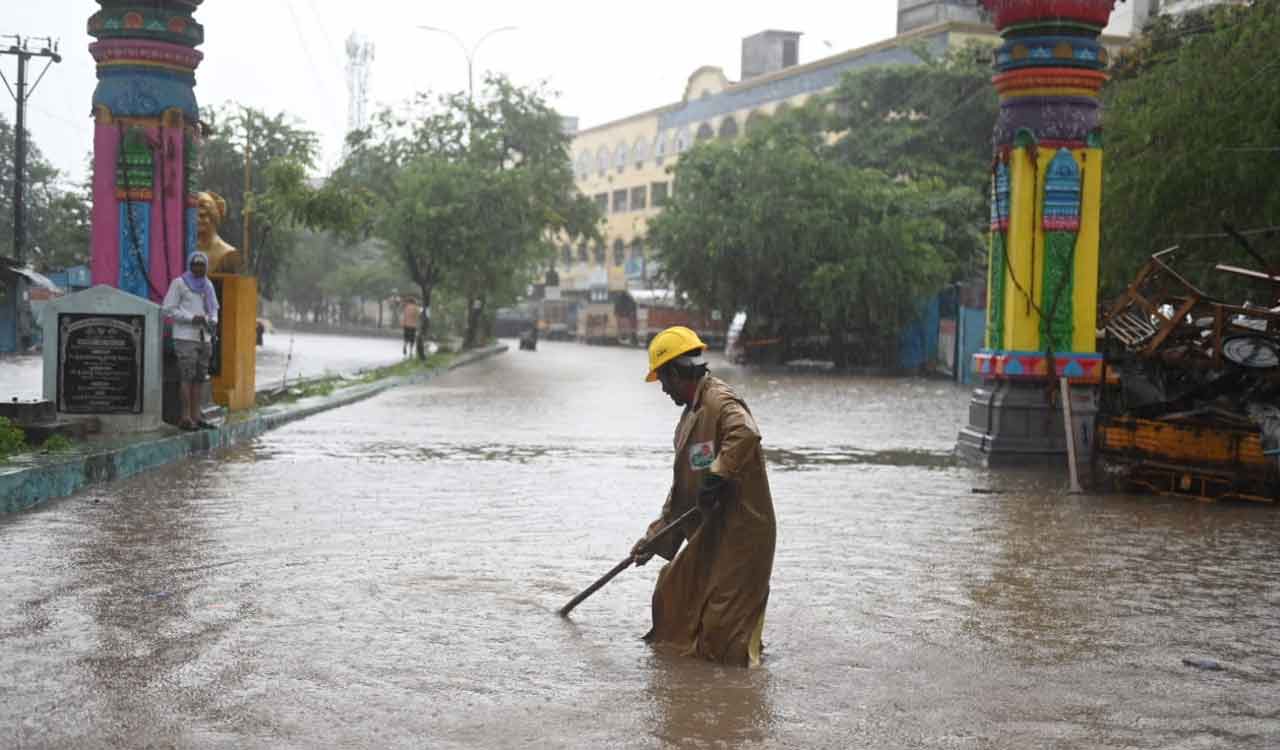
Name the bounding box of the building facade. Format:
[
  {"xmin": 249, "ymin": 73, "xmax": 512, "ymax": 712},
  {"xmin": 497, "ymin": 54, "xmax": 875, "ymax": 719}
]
[{"xmin": 561, "ymin": 19, "xmax": 1011, "ymax": 298}]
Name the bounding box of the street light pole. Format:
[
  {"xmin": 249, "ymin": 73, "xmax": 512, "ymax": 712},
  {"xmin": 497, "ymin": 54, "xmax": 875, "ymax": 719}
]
[{"xmin": 416, "ymin": 25, "xmax": 517, "ymax": 105}]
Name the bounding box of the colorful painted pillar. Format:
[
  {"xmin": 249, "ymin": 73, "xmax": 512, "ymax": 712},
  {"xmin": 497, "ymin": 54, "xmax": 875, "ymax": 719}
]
[
  {"xmin": 87, "ymin": 1, "xmax": 203, "ymax": 302},
  {"xmin": 958, "ymin": 0, "xmax": 1121, "ymax": 465}
]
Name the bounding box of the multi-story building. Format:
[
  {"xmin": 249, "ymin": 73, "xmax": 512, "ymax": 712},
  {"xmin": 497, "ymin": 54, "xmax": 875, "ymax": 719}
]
[
  {"xmin": 554, "ymin": 2, "xmax": 1130, "ymax": 342},
  {"xmin": 560, "ymin": 18, "xmax": 1005, "ymax": 301}
]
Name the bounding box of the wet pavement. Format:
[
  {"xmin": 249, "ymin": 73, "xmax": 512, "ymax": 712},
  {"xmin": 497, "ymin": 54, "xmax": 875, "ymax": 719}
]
[
  {"xmin": 0, "ymin": 330, "xmax": 405, "ymax": 400},
  {"xmin": 2, "ymin": 340, "xmax": 1278, "ymax": 749}
]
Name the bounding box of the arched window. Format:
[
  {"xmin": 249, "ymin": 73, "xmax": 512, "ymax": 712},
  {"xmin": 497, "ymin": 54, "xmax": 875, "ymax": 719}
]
[
  {"xmin": 654, "ymin": 132, "xmax": 668, "ymax": 164},
  {"xmin": 675, "ymin": 128, "xmax": 692, "ymax": 153},
  {"xmin": 562, "ymin": 245, "xmax": 573, "ymax": 266},
  {"xmin": 613, "ymin": 239, "xmax": 626, "ymax": 266},
  {"xmin": 630, "ymin": 238, "xmax": 644, "ymax": 260},
  {"xmin": 695, "ymin": 123, "xmax": 715, "ymax": 142},
  {"xmin": 718, "ymin": 117, "xmax": 739, "ymax": 140},
  {"xmin": 614, "ymin": 143, "xmax": 628, "ymax": 173},
  {"xmin": 596, "ymin": 146, "xmax": 610, "ymax": 176},
  {"xmin": 632, "ymin": 137, "xmax": 650, "ymax": 168},
  {"xmin": 576, "ymin": 152, "xmax": 592, "ymax": 178},
  {"xmin": 774, "ymin": 101, "xmax": 792, "ymax": 116},
  {"xmin": 578, "ymin": 243, "xmax": 589, "ymax": 263},
  {"xmin": 745, "ymin": 110, "xmax": 768, "ymax": 135},
  {"xmin": 593, "ymin": 242, "xmax": 606, "ymax": 265}
]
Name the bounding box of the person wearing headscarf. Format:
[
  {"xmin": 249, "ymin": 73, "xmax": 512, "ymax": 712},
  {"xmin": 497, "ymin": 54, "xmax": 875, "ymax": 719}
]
[{"xmin": 162, "ymin": 251, "xmax": 220, "ymax": 430}]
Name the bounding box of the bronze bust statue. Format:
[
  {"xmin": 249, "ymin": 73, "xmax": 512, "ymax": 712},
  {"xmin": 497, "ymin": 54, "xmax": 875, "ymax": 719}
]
[{"xmin": 196, "ymin": 191, "xmax": 243, "ymax": 274}]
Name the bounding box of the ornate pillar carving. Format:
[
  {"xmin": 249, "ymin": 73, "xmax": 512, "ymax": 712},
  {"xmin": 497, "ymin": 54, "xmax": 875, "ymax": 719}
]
[{"xmin": 87, "ymin": 1, "xmax": 204, "ymax": 301}]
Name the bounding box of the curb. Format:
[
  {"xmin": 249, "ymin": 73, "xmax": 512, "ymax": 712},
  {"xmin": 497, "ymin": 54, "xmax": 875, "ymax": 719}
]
[{"xmin": 0, "ymin": 344, "xmax": 507, "ymax": 515}]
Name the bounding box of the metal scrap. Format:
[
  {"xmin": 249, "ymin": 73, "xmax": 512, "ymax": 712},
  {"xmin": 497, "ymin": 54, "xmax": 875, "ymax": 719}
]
[{"xmin": 1096, "ymin": 247, "xmax": 1280, "ymax": 502}]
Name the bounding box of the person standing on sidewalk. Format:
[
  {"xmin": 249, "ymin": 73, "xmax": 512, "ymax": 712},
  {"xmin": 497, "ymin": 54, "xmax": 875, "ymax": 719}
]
[
  {"xmin": 631, "ymin": 326, "xmax": 777, "ymax": 667},
  {"xmin": 402, "ymin": 296, "xmax": 422, "ymax": 357},
  {"xmin": 162, "ymin": 252, "xmax": 219, "ymax": 431}
]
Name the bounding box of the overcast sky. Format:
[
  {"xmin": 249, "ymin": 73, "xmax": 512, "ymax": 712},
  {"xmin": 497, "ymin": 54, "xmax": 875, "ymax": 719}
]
[{"xmin": 7, "ymin": 1, "xmax": 1136, "ymax": 185}]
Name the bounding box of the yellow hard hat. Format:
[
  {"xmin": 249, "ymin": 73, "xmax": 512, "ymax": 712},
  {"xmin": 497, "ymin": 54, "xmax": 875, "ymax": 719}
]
[{"xmin": 646, "ymin": 326, "xmax": 707, "ymax": 382}]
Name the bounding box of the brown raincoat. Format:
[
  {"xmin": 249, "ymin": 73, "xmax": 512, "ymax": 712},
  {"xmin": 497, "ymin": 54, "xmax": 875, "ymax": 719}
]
[{"xmin": 643, "ymin": 375, "xmax": 776, "ymax": 667}]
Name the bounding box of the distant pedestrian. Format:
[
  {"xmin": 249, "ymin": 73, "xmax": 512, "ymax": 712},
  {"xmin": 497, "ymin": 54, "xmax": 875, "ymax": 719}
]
[
  {"xmin": 402, "ymin": 297, "xmax": 421, "ymax": 357},
  {"xmin": 631, "ymin": 326, "xmax": 776, "ymax": 667},
  {"xmin": 163, "ymin": 252, "xmax": 219, "ymax": 431}
]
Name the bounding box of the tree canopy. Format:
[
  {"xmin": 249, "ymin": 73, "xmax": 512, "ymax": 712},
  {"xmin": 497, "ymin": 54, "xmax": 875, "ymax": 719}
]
[
  {"xmin": 0, "ymin": 115, "xmax": 91, "ymax": 270},
  {"xmin": 1101, "ymin": 0, "xmax": 1280, "ymax": 296},
  {"xmin": 649, "ymin": 48, "xmax": 995, "ymax": 368},
  {"xmin": 196, "ymin": 105, "xmax": 365, "ymax": 298},
  {"xmin": 333, "ymin": 75, "xmax": 599, "ymax": 352}
]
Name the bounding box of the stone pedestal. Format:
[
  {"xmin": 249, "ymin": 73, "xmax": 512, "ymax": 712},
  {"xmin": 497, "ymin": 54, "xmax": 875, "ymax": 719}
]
[
  {"xmin": 211, "ymin": 274, "xmax": 257, "ymax": 411},
  {"xmin": 41, "ymin": 285, "xmax": 165, "ymax": 433},
  {"xmin": 956, "ymin": 378, "xmax": 1098, "ymax": 467}
]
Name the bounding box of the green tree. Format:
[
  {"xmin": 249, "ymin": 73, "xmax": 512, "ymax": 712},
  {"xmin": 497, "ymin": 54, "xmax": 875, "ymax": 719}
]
[
  {"xmin": 196, "ymin": 105, "xmax": 365, "ymax": 297},
  {"xmin": 649, "ymin": 49, "xmax": 992, "ymax": 369},
  {"xmin": 0, "ymin": 115, "xmax": 91, "ymax": 270},
  {"xmin": 824, "ymin": 43, "xmax": 997, "ymax": 281},
  {"xmin": 1101, "ymin": 0, "xmax": 1280, "ymax": 296},
  {"xmin": 335, "ymin": 76, "xmax": 599, "ymax": 356},
  {"xmin": 649, "ymin": 111, "xmax": 950, "ymax": 368}
]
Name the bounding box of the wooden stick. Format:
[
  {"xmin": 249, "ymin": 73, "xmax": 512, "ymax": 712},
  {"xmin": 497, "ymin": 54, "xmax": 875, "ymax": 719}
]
[{"xmin": 559, "ymin": 505, "xmax": 702, "ymax": 618}]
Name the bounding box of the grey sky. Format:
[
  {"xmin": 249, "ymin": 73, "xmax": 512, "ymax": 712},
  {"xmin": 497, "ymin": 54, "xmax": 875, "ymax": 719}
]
[{"xmin": 6, "ymin": 1, "xmax": 1136, "ymax": 185}]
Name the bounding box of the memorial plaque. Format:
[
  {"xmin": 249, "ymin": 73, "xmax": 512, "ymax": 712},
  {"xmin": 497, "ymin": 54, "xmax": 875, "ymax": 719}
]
[{"xmin": 57, "ymin": 313, "xmax": 145, "ymax": 414}]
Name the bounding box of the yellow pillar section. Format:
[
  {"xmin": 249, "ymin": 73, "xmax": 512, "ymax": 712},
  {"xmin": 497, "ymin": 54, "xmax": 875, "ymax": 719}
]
[
  {"xmin": 1072, "ymin": 147, "xmax": 1103, "ymax": 354},
  {"xmin": 1001, "ymin": 145, "xmax": 1042, "ymax": 352},
  {"xmin": 211, "ymin": 274, "xmax": 258, "ymax": 411}
]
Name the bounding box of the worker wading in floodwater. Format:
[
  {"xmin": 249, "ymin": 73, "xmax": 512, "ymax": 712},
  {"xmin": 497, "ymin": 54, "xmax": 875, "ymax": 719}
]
[{"xmin": 631, "ymin": 326, "xmax": 777, "ymax": 667}]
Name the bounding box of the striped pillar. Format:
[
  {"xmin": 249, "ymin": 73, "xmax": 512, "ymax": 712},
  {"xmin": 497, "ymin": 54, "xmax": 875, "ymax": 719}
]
[
  {"xmin": 958, "ymin": 0, "xmax": 1122, "ymax": 466},
  {"xmin": 87, "ymin": 1, "xmax": 204, "ymax": 302},
  {"xmin": 975, "ymin": 0, "xmax": 1119, "ymax": 383}
]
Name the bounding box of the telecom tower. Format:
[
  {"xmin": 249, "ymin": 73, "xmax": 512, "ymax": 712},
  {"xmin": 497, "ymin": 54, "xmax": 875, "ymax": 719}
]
[{"xmin": 345, "ymin": 32, "xmax": 374, "ymax": 138}]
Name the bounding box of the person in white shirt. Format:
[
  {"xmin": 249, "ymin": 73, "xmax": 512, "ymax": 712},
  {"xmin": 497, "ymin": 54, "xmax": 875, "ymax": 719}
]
[{"xmin": 162, "ymin": 251, "xmax": 220, "ymax": 430}]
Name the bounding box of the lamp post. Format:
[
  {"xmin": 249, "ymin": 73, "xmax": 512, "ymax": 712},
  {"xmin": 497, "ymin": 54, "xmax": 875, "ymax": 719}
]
[{"xmin": 416, "ymin": 25, "xmax": 517, "ymax": 104}]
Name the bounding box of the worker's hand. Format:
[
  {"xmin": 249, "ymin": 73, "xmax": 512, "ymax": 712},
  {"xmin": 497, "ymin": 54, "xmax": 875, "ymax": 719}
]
[
  {"xmin": 698, "ymin": 474, "xmax": 726, "ymax": 512},
  {"xmin": 631, "ymin": 536, "xmax": 655, "ymax": 566}
]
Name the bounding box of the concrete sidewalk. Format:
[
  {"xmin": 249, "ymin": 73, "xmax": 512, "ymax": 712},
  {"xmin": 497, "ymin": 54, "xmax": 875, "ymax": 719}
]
[{"xmin": 0, "ymin": 344, "xmax": 507, "ymax": 515}]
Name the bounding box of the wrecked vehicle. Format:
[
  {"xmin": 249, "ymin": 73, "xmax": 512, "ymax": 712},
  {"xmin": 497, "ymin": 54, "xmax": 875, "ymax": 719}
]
[{"xmin": 1095, "ymin": 246, "xmax": 1280, "ymax": 502}]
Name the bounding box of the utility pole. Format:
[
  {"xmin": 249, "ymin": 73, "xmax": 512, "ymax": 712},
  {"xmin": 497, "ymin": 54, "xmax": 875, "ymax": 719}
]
[
  {"xmin": 0, "ymin": 35, "xmax": 61, "ymax": 264},
  {"xmin": 242, "ymin": 111, "xmax": 252, "ymax": 271}
]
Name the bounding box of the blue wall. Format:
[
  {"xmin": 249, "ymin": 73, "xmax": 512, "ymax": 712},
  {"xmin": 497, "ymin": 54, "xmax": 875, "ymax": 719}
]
[
  {"xmin": 958, "ymin": 306, "xmax": 986, "ymax": 385},
  {"xmin": 898, "ymin": 295, "xmax": 942, "ymax": 372}
]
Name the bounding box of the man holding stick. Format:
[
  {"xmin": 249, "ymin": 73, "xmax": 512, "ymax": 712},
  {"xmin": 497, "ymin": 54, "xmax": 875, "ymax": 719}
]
[{"xmin": 631, "ymin": 326, "xmax": 777, "ymax": 667}]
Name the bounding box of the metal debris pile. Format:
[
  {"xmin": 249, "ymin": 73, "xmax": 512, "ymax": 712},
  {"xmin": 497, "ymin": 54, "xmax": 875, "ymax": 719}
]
[{"xmin": 1096, "ymin": 246, "xmax": 1280, "ymax": 501}]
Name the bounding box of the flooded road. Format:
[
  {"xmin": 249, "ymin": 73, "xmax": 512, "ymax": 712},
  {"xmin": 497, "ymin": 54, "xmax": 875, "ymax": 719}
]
[{"xmin": 2, "ymin": 341, "xmax": 1278, "ymax": 748}]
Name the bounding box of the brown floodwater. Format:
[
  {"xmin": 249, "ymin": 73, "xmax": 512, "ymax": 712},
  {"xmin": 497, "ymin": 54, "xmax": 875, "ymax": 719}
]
[{"xmin": 2, "ymin": 341, "xmax": 1277, "ymax": 749}]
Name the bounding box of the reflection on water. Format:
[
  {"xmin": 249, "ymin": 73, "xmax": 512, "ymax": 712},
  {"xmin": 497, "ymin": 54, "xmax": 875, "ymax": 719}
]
[{"xmin": 1, "ymin": 341, "xmax": 1278, "ymax": 748}]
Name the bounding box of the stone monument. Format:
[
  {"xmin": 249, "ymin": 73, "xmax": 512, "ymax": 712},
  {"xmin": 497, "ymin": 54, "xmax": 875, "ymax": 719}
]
[{"xmin": 42, "ymin": 285, "xmax": 165, "ymax": 433}]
